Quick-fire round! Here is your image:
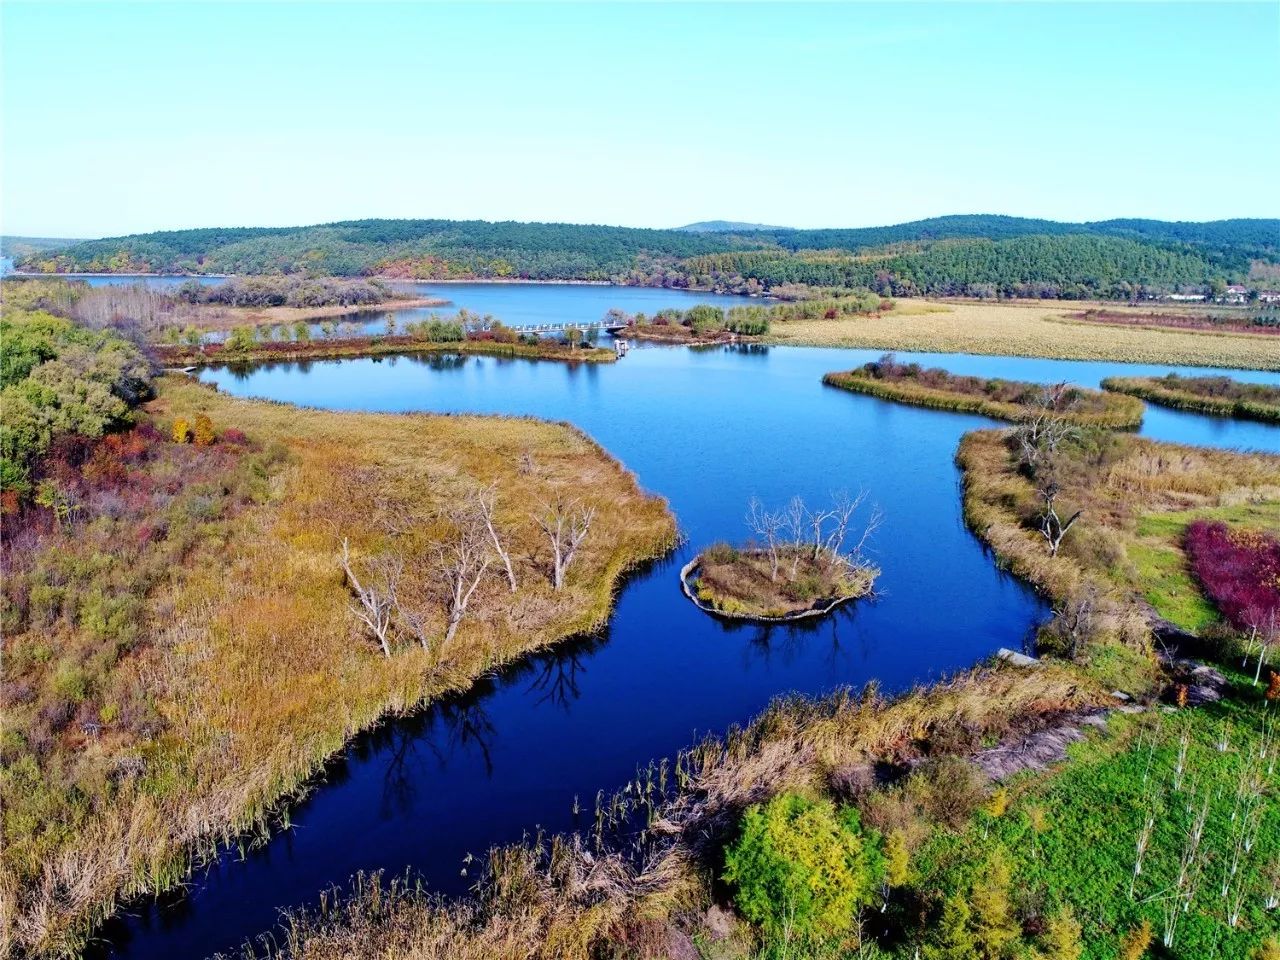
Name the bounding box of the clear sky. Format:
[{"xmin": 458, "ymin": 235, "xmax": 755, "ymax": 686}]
[{"xmin": 2, "ymin": 1, "xmax": 1277, "ymax": 238}]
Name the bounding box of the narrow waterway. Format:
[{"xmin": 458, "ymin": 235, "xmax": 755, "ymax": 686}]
[{"xmin": 86, "ymin": 289, "xmax": 1277, "ymax": 959}]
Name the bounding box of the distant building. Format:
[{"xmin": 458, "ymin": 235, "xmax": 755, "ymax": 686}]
[
  {"xmin": 1167, "ymin": 293, "xmax": 1206, "ymax": 301},
  {"xmin": 1223, "ymin": 284, "xmax": 1249, "ymax": 304},
  {"xmin": 1259, "ymin": 290, "xmax": 1280, "ymax": 303}
]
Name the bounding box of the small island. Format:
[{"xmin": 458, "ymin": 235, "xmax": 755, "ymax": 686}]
[
  {"xmin": 683, "ymin": 493, "xmax": 880, "ymax": 621},
  {"xmin": 1102, "ymin": 372, "xmax": 1280, "ymax": 423},
  {"xmin": 824, "ymin": 353, "xmax": 1145, "ymax": 428}
]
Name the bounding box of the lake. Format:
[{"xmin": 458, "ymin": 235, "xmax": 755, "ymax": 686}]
[{"xmin": 88, "ymin": 285, "xmax": 1278, "ymax": 959}]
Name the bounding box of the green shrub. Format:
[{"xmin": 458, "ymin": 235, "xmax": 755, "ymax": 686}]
[
  {"xmin": 225, "ymin": 326, "xmax": 255, "ymax": 352},
  {"xmin": 684, "ymin": 304, "xmax": 726, "ymax": 334},
  {"xmin": 723, "ymin": 792, "xmax": 880, "ymax": 942}
]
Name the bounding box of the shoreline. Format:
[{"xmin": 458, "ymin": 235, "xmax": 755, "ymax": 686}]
[
  {"xmin": 14, "ymin": 376, "xmax": 676, "ymax": 956},
  {"xmin": 154, "ymin": 336, "xmax": 618, "ymax": 367}
]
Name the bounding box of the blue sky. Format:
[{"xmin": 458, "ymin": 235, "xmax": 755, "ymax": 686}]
[{"xmin": 3, "ymin": 2, "xmax": 1277, "ymax": 237}]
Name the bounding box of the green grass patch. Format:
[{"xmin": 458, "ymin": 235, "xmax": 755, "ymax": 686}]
[
  {"xmin": 913, "ymin": 675, "xmax": 1280, "ymax": 960},
  {"xmin": 1127, "ymin": 502, "xmax": 1280, "ymax": 632}
]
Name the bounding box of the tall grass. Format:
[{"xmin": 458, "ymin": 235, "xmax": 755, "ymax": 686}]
[
  {"xmin": 226, "ymin": 663, "xmax": 1102, "ymax": 960},
  {"xmin": 0, "ymin": 376, "xmax": 676, "ymax": 957},
  {"xmin": 1102, "ymin": 374, "xmax": 1280, "ymax": 423},
  {"xmin": 824, "ymin": 363, "xmax": 1144, "ymax": 428},
  {"xmin": 766, "ymin": 300, "xmax": 1280, "ymax": 371}
]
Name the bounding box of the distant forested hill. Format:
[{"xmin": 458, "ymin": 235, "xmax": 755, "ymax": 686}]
[
  {"xmin": 677, "ymin": 220, "xmax": 792, "ymax": 233},
  {"xmin": 2, "ymin": 236, "xmax": 87, "ymax": 259},
  {"xmin": 16, "ymin": 215, "xmax": 1279, "ymax": 300}
]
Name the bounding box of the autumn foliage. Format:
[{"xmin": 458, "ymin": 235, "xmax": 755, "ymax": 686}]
[{"xmin": 1185, "ymin": 520, "xmax": 1280, "ymax": 632}]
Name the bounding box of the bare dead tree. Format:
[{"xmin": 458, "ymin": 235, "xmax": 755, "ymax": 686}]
[
  {"xmin": 782, "ymin": 495, "xmax": 807, "ymax": 549},
  {"xmin": 434, "ymin": 506, "xmax": 494, "ymax": 646},
  {"xmin": 1014, "ymin": 403, "xmax": 1084, "ymax": 559},
  {"xmin": 1045, "ymin": 584, "xmax": 1098, "ymax": 660},
  {"xmin": 746, "ymin": 496, "xmax": 784, "ymax": 581},
  {"xmin": 822, "ymin": 490, "xmax": 879, "ymax": 560},
  {"xmin": 536, "ymin": 498, "xmax": 596, "ymax": 590},
  {"xmin": 339, "ymin": 538, "xmax": 399, "ymax": 658},
  {"xmin": 808, "ymin": 503, "xmax": 836, "ymax": 561},
  {"xmin": 474, "ymin": 484, "xmax": 517, "ymax": 592},
  {"xmin": 1038, "ymin": 481, "xmax": 1083, "ymax": 558}
]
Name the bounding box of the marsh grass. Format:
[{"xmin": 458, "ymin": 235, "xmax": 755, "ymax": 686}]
[
  {"xmin": 1102, "ymin": 374, "xmax": 1280, "ymax": 424},
  {"xmin": 824, "ymin": 360, "xmax": 1144, "ymax": 428},
  {"xmin": 766, "ymin": 300, "xmax": 1279, "ymax": 371},
  {"xmin": 690, "ymin": 544, "xmax": 876, "ymax": 619},
  {"xmin": 956, "ymin": 428, "xmax": 1280, "ymax": 690},
  {"xmin": 0, "ymin": 375, "xmax": 675, "ymax": 956},
  {"xmin": 229, "ymin": 663, "xmax": 1102, "ymax": 960},
  {"xmin": 154, "ymin": 335, "xmax": 616, "ymax": 367}
]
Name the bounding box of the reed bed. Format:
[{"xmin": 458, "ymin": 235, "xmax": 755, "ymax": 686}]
[
  {"xmin": 824, "ymin": 363, "xmax": 1145, "ymax": 428},
  {"xmin": 1102, "ymin": 374, "xmax": 1280, "ymax": 423},
  {"xmin": 226, "ymin": 663, "xmax": 1102, "ymax": 960},
  {"xmin": 0, "ymin": 376, "xmax": 676, "ymax": 957},
  {"xmin": 765, "ymin": 300, "xmax": 1280, "ymax": 371}
]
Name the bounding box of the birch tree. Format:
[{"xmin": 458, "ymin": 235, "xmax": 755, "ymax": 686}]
[
  {"xmin": 474, "ymin": 484, "xmax": 517, "ymax": 592},
  {"xmin": 536, "ymin": 497, "xmax": 596, "ymax": 590},
  {"xmin": 339, "ymin": 538, "xmax": 400, "ymax": 658},
  {"xmin": 746, "ymin": 496, "xmax": 784, "ymax": 581}
]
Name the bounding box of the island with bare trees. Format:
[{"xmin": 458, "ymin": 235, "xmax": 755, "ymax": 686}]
[{"xmin": 682, "ymin": 492, "xmax": 880, "ymax": 620}]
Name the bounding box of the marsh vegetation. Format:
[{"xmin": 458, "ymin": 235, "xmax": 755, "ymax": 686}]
[
  {"xmin": 685, "ymin": 493, "xmax": 879, "ymax": 620},
  {"xmin": 1103, "ymin": 373, "xmax": 1280, "ymax": 423},
  {"xmin": 0, "ymin": 298, "xmax": 675, "ymax": 957},
  {"xmin": 825, "ymin": 353, "xmax": 1145, "ymax": 428}
]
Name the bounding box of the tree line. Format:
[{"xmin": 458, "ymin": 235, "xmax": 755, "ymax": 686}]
[{"xmin": 17, "ymin": 215, "xmax": 1276, "ymax": 301}]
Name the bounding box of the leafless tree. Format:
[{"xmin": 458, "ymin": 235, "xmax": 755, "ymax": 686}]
[
  {"xmin": 746, "ymin": 496, "xmax": 784, "ymax": 581},
  {"xmin": 1045, "ymin": 584, "xmax": 1097, "ymax": 660},
  {"xmin": 1038, "ymin": 481, "xmax": 1083, "ymax": 558},
  {"xmin": 536, "ymin": 497, "xmax": 596, "ymax": 590},
  {"xmin": 340, "ymin": 538, "xmax": 400, "ymax": 658},
  {"xmin": 807, "ymin": 503, "xmax": 836, "ymax": 561},
  {"xmin": 1014, "ymin": 401, "xmax": 1084, "ymax": 559},
  {"xmin": 434, "ymin": 507, "xmax": 495, "ymax": 646},
  {"xmin": 822, "ymin": 490, "xmax": 880, "ymax": 560},
  {"xmin": 473, "ymin": 484, "xmax": 517, "ymax": 592},
  {"xmin": 782, "ymin": 495, "xmax": 807, "ymax": 549}
]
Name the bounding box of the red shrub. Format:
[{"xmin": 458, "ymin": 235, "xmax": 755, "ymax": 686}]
[{"xmin": 1185, "ymin": 520, "xmax": 1280, "ymax": 632}]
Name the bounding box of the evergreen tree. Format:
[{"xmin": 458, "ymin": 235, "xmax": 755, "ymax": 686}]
[
  {"xmin": 1039, "ymin": 905, "xmax": 1083, "ymax": 960},
  {"xmin": 970, "ymin": 849, "xmax": 1020, "ymax": 960},
  {"xmin": 923, "ymin": 893, "xmax": 980, "ymax": 960}
]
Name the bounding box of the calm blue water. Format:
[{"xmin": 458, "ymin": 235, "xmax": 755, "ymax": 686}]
[
  {"xmin": 12, "ymin": 272, "xmax": 228, "ymax": 289},
  {"xmin": 89, "ymin": 291, "xmax": 1278, "ymax": 959},
  {"xmin": 204, "ymin": 282, "xmax": 756, "ymax": 342}
]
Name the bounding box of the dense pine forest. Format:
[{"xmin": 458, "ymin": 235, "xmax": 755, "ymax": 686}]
[{"xmin": 14, "ymin": 215, "xmax": 1280, "ymax": 300}]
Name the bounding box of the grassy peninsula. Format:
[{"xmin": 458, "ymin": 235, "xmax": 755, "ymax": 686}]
[
  {"xmin": 824, "ymin": 353, "xmax": 1145, "ymax": 428},
  {"xmin": 0, "ymin": 305, "xmax": 675, "ymax": 955},
  {"xmin": 1102, "ymin": 373, "xmax": 1280, "ymax": 423},
  {"xmin": 156, "ymin": 332, "xmax": 616, "ymax": 367}
]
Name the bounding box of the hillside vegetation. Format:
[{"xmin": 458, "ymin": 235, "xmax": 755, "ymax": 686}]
[{"xmin": 18, "ymin": 215, "xmax": 1279, "ymax": 300}]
